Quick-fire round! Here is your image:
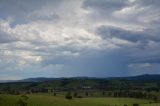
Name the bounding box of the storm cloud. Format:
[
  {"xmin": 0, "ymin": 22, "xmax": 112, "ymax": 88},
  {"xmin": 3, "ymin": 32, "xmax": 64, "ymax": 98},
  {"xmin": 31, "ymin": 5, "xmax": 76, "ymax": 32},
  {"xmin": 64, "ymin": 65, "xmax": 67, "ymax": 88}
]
[{"xmin": 0, "ymin": 0, "xmax": 160, "ymax": 80}]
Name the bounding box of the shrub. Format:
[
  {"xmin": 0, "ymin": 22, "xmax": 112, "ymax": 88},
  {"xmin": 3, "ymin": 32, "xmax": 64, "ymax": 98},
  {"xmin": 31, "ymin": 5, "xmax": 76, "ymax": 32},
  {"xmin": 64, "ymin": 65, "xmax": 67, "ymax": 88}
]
[
  {"xmin": 73, "ymin": 92, "xmax": 78, "ymax": 97},
  {"xmin": 15, "ymin": 91, "xmax": 20, "ymax": 95},
  {"xmin": 102, "ymin": 91, "xmax": 105, "ymax": 96},
  {"xmin": 153, "ymin": 95, "xmax": 158, "ymax": 102},
  {"xmin": 16, "ymin": 99, "xmax": 27, "ymax": 106},
  {"xmin": 65, "ymin": 92, "xmax": 72, "ymax": 99},
  {"xmin": 133, "ymin": 104, "xmax": 139, "ymax": 106},
  {"xmin": 85, "ymin": 92, "xmax": 89, "ymax": 97},
  {"xmin": 21, "ymin": 95, "xmax": 29, "ymax": 101},
  {"xmin": 77, "ymin": 95, "xmax": 83, "ymax": 98},
  {"xmin": 53, "ymin": 92, "xmax": 57, "ymax": 96},
  {"xmin": 25, "ymin": 91, "xmax": 30, "ymax": 94},
  {"xmin": 65, "ymin": 95, "xmax": 72, "ymax": 99}
]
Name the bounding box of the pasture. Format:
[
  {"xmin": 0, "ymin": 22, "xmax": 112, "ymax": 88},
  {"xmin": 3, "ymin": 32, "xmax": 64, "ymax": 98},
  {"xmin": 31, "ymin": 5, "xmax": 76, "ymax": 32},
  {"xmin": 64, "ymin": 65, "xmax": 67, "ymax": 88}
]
[{"xmin": 0, "ymin": 93, "xmax": 159, "ymax": 106}]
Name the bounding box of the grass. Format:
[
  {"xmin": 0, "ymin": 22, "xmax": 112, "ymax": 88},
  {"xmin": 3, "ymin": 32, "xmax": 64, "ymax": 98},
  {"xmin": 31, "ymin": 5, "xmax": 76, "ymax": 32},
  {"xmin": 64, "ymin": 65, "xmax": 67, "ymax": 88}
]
[{"xmin": 0, "ymin": 93, "xmax": 159, "ymax": 106}]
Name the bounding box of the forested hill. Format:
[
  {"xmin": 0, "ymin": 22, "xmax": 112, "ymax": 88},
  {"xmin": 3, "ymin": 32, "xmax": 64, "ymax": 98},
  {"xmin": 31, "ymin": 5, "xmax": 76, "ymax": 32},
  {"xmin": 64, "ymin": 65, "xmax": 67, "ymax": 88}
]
[
  {"xmin": 106, "ymin": 74, "xmax": 160, "ymax": 81},
  {"xmin": 1, "ymin": 74, "xmax": 160, "ymax": 83},
  {"xmin": 0, "ymin": 74, "xmax": 160, "ymax": 93}
]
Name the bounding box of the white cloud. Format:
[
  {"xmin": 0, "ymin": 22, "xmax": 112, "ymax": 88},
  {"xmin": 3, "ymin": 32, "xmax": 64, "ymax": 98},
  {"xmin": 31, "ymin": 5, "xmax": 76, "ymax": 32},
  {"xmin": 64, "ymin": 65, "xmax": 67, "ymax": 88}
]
[{"xmin": 129, "ymin": 63, "xmax": 152, "ymax": 69}]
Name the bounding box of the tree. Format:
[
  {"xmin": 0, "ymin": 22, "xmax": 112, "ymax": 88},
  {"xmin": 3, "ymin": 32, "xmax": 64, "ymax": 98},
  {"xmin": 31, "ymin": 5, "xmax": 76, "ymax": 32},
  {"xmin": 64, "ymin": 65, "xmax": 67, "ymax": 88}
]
[
  {"xmin": 85, "ymin": 91, "xmax": 89, "ymax": 97},
  {"xmin": 108, "ymin": 92, "xmax": 112, "ymax": 97},
  {"xmin": 65, "ymin": 94, "xmax": 72, "ymax": 99},
  {"xmin": 153, "ymin": 95, "xmax": 158, "ymax": 102},
  {"xmin": 65, "ymin": 92, "xmax": 72, "ymax": 100},
  {"xmin": 73, "ymin": 92, "xmax": 78, "ymax": 97},
  {"xmin": 102, "ymin": 91, "xmax": 105, "ymax": 96},
  {"xmin": 53, "ymin": 92, "xmax": 57, "ymax": 96}
]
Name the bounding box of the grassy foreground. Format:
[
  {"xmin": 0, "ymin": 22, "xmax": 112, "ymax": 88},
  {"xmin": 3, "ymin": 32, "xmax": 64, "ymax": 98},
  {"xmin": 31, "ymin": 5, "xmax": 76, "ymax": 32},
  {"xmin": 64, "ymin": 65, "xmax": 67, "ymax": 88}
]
[{"xmin": 0, "ymin": 94, "xmax": 159, "ymax": 106}]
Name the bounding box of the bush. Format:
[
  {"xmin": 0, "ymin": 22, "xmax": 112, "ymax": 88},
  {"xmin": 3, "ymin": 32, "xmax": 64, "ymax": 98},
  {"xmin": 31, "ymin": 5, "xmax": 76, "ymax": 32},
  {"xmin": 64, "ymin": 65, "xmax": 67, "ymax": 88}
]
[
  {"xmin": 77, "ymin": 95, "xmax": 83, "ymax": 98},
  {"xmin": 65, "ymin": 92, "xmax": 72, "ymax": 99},
  {"xmin": 53, "ymin": 92, "xmax": 57, "ymax": 96},
  {"xmin": 73, "ymin": 92, "xmax": 78, "ymax": 97},
  {"xmin": 16, "ymin": 94, "xmax": 29, "ymax": 106},
  {"xmin": 153, "ymin": 95, "xmax": 158, "ymax": 102},
  {"xmin": 133, "ymin": 104, "xmax": 139, "ymax": 106},
  {"xmin": 21, "ymin": 95, "xmax": 29, "ymax": 101},
  {"xmin": 102, "ymin": 91, "xmax": 105, "ymax": 96},
  {"xmin": 16, "ymin": 99, "xmax": 27, "ymax": 106},
  {"xmin": 65, "ymin": 95, "xmax": 72, "ymax": 99},
  {"xmin": 85, "ymin": 92, "xmax": 89, "ymax": 96},
  {"xmin": 15, "ymin": 91, "xmax": 20, "ymax": 95},
  {"xmin": 25, "ymin": 91, "xmax": 30, "ymax": 94}
]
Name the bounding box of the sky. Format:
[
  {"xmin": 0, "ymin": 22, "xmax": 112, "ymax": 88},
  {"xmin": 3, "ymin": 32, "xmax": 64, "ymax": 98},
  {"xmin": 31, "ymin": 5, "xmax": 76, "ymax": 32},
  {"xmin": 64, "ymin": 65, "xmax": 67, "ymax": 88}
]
[{"xmin": 0, "ymin": 0, "xmax": 160, "ymax": 80}]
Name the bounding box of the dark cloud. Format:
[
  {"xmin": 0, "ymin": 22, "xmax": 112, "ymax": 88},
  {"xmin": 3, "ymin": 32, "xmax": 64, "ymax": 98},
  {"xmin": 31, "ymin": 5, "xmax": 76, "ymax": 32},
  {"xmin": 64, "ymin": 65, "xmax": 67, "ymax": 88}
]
[
  {"xmin": 82, "ymin": 0, "xmax": 127, "ymax": 12},
  {"xmin": 96, "ymin": 25, "xmax": 142, "ymax": 42},
  {"xmin": 135, "ymin": 0, "xmax": 160, "ymax": 7},
  {"xmin": 0, "ymin": 0, "xmax": 62, "ymax": 25},
  {"xmin": 82, "ymin": 0, "xmax": 128, "ymax": 21},
  {"xmin": 28, "ymin": 14, "xmax": 60, "ymax": 22},
  {"xmin": 41, "ymin": 50, "xmax": 130, "ymax": 77},
  {"xmin": 132, "ymin": 56, "xmax": 160, "ymax": 64},
  {"xmin": 0, "ymin": 0, "xmax": 160, "ymax": 79},
  {"xmin": 95, "ymin": 24, "xmax": 160, "ymax": 69},
  {"xmin": 96, "ymin": 25, "xmax": 160, "ymax": 43},
  {"xmin": 0, "ymin": 29, "xmax": 17, "ymax": 43}
]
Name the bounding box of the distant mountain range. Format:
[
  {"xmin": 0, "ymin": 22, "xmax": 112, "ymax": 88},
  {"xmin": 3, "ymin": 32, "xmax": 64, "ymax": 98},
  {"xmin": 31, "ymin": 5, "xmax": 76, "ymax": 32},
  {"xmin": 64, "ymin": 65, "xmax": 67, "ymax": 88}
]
[
  {"xmin": 106, "ymin": 74, "xmax": 160, "ymax": 81},
  {"xmin": 0, "ymin": 74, "xmax": 160, "ymax": 83}
]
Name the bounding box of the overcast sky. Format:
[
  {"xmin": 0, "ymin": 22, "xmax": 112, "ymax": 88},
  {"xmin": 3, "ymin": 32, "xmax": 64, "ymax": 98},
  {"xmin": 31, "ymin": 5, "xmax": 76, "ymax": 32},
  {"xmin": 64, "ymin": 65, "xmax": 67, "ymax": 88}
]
[{"xmin": 0, "ymin": 0, "xmax": 160, "ymax": 80}]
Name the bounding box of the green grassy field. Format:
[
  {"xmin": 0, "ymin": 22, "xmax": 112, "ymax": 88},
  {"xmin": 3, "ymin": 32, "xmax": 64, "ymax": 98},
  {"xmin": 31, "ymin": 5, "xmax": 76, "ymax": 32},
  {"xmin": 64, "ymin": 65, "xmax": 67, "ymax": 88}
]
[{"xmin": 0, "ymin": 94, "xmax": 160, "ymax": 106}]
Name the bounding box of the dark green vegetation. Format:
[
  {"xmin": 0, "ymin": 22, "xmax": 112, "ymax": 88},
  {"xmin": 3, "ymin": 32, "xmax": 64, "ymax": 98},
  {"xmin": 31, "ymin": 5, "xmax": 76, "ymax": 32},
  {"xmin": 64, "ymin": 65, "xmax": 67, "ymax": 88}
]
[{"xmin": 0, "ymin": 74, "xmax": 160, "ymax": 106}]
